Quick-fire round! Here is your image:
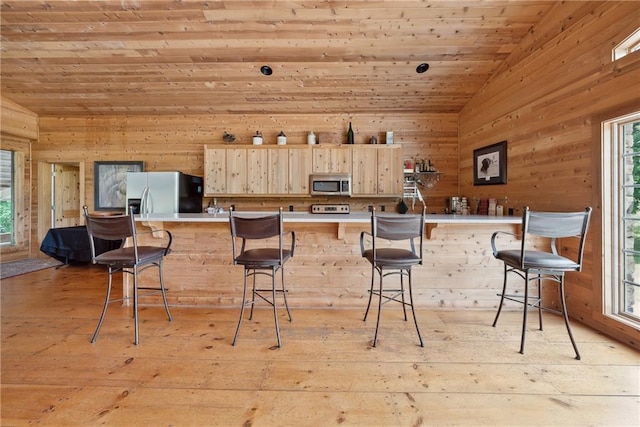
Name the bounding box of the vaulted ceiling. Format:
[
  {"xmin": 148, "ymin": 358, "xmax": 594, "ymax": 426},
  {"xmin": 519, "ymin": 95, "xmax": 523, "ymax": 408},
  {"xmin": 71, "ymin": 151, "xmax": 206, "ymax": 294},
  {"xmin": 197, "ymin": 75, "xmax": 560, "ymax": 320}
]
[{"xmin": 0, "ymin": 1, "xmax": 558, "ymax": 116}]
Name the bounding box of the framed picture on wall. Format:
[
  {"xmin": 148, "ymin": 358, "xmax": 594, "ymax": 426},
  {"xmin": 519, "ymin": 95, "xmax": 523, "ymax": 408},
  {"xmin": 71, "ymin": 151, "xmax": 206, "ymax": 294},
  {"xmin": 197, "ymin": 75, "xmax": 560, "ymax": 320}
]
[
  {"xmin": 94, "ymin": 161, "xmax": 144, "ymax": 211},
  {"xmin": 473, "ymin": 141, "xmax": 507, "ymax": 186}
]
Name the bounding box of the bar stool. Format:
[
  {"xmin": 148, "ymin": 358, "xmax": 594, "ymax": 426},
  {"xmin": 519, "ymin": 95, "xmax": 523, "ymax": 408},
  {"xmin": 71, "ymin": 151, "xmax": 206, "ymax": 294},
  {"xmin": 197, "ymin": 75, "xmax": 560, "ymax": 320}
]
[
  {"xmin": 491, "ymin": 206, "xmax": 592, "ymax": 359},
  {"xmin": 83, "ymin": 205, "xmax": 173, "ymax": 345},
  {"xmin": 229, "ymin": 207, "xmax": 295, "ymax": 348},
  {"xmin": 360, "ymin": 206, "xmax": 426, "ymax": 347}
]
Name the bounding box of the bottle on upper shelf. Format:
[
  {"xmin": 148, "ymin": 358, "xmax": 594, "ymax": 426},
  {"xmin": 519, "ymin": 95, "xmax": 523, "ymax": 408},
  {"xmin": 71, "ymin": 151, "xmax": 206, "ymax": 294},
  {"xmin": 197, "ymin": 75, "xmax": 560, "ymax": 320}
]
[{"xmin": 347, "ymin": 122, "xmax": 354, "ymax": 144}]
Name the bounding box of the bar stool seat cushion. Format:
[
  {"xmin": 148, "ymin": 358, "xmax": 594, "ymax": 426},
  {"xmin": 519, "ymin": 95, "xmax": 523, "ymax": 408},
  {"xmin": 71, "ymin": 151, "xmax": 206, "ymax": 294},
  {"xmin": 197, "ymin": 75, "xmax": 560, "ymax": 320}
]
[
  {"xmin": 495, "ymin": 249, "xmax": 579, "ymax": 270},
  {"xmin": 236, "ymin": 248, "xmax": 292, "ymax": 267}
]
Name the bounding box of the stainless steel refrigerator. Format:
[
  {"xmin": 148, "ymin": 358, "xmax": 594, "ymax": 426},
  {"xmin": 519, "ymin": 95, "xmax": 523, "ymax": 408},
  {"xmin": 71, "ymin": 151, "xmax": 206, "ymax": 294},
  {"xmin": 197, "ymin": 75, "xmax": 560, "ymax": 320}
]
[{"xmin": 125, "ymin": 171, "xmax": 203, "ymax": 214}]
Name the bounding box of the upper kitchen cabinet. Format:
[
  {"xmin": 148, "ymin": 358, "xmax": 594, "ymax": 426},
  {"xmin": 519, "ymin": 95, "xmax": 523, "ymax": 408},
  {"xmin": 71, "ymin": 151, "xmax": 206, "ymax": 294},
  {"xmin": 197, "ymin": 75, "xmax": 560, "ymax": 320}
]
[
  {"xmin": 351, "ymin": 145, "xmax": 403, "ymax": 197},
  {"xmin": 247, "ymin": 148, "xmax": 269, "ymax": 194},
  {"xmin": 352, "ymin": 146, "xmax": 378, "ymax": 195},
  {"xmin": 226, "ymin": 148, "xmax": 248, "ymax": 194},
  {"xmin": 205, "ymin": 145, "xmax": 312, "ymax": 197},
  {"xmin": 267, "ymin": 148, "xmax": 289, "ymax": 194},
  {"xmin": 288, "ymin": 146, "xmax": 313, "ymax": 195},
  {"xmin": 204, "ymin": 146, "xmax": 226, "ymax": 195},
  {"xmin": 312, "ymin": 145, "xmax": 352, "ymax": 173},
  {"xmin": 376, "ymin": 145, "xmax": 403, "ymax": 196},
  {"xmin": 205, "ymin": 144, "xmax": 401, "ymax": 197}
]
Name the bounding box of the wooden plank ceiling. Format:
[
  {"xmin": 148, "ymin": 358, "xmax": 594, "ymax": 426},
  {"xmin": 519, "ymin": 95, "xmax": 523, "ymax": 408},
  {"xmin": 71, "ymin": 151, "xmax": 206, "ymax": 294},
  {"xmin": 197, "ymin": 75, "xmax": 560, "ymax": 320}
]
[{"xmin": 0, "ymin": 0, "xmax": 557, "ymax": 116}]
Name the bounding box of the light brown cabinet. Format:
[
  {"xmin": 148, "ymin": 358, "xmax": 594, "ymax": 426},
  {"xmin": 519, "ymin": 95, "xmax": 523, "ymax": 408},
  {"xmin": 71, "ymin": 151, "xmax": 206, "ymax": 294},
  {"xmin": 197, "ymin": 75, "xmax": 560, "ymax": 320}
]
[
  {"xmin": 247, "ymin": 148, "xmax": 268, "ymax": 194},
  {"xmin": 351, "ymin": 145, "xmax": 403, "ymax": 196},
  {"xmin": 352, "ymin": 146, "xmax": 378, "ymax": 195},
  {"xmin": 288, "ymin": 146, "xmax": 313, "ymax": 195},
  {"xmin": 268, "ymin": 148, "xmax": 289, "ymax": 194},
  {"xmin": 204, "ymin": 144, "xmax": 402, "ymax": 197},
  {"xmin": 376, "ymin": 145, "xmax": 403, "ymax": 196},
  {"xmin": 204, "ymin": 146, "xmax": 227, "ymax": 194},
  {"xmin": 226, "ymin": 148, "xmax": 248, "ymax": 194},
  {"xmin": 312, "ymin": 145, "xmax": 352, "ymax": 173}
]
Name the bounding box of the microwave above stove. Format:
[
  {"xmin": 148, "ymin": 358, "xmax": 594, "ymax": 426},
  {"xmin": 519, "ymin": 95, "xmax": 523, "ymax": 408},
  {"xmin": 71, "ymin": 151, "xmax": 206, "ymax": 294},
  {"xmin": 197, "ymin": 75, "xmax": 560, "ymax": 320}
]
[{"xmin": 309, "ymin": 173, "xmax": 352, "ymax": 196}]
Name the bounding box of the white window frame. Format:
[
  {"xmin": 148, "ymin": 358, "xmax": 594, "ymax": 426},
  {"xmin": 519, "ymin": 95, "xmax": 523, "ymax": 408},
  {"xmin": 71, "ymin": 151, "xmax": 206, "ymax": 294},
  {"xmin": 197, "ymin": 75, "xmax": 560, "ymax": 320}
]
[
  {"xmin": 612, "ymin": 27, "xmax": 640, "ymax": 61},
  {"xmin": 602, "ymin": 111, "xmax": 640, "ymax": 329},
  {"xmin": 0, "ymin": 149, "xmax": 16, "ymax": 246}
]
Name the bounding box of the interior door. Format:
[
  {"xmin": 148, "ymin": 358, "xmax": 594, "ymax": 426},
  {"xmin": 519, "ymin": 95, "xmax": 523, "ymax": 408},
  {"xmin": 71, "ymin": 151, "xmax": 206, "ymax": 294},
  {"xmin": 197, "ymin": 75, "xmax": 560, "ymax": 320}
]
[{"xmin": 53, "ymin": 163, "xmax": 81, "ymax": 228}]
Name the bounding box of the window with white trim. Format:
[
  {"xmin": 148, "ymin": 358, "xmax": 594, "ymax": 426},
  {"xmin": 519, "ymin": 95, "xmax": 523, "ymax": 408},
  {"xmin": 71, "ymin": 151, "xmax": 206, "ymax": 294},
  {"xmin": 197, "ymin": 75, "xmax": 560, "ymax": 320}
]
[
  {"xmin": 0, "ymin": 149, "xmax": 15, "ymax": 246},
  {"xmin": 603, "ymin": 112, "xmax": 640, "ymax": 326},
  {"xmin": 612, "ymin": 27, "xmax": 640, "ymax": 60}
]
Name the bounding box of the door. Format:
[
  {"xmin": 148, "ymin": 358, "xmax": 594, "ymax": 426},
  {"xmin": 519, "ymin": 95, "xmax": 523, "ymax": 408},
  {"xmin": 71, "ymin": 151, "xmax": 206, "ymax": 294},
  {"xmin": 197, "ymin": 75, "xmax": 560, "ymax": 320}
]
[{"xmin": 53, "ymin": 163, "xmax": 81, "ymax": 228}]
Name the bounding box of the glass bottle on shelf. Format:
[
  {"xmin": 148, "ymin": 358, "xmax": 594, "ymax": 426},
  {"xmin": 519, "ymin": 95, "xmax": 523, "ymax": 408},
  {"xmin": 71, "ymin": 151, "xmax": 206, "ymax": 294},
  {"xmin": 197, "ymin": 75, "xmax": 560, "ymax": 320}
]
[{"xmin": 347, "ymin": 122, "xmax": 354, "ymax": 144}]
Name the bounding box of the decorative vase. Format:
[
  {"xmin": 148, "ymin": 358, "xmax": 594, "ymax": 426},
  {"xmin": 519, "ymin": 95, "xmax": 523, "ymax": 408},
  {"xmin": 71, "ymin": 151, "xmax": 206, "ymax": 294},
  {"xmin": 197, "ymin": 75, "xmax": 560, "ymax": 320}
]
[
  {"xmin": 277, "ymin": 131, "xmax": 287, "ymax": 145},
  {"xmin": 307, "ymin": 131, "xmax": 316, "ymax": 145},
  {"xmin": 252, "ymin": 131, "xmax": 263, "ymax": 145}
]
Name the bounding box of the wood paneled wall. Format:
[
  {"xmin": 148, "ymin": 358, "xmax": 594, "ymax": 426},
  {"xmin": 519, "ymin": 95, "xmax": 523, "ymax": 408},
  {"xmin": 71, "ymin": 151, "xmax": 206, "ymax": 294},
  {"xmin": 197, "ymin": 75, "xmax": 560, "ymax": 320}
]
[
  {"xmin": 35, "ymin": 112, "xmax": 458, "ymax": 213},
  {"xmin": 458, "ymin": 2, "xmax": 640, "ymax": 348}
]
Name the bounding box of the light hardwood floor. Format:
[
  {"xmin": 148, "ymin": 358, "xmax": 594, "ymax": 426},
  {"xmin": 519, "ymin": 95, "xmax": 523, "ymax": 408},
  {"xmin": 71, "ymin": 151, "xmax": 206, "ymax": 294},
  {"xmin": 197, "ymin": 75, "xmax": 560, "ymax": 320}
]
[{"xmin": 2, "ymin": 264, "xmax": 639, "ymax": 426}]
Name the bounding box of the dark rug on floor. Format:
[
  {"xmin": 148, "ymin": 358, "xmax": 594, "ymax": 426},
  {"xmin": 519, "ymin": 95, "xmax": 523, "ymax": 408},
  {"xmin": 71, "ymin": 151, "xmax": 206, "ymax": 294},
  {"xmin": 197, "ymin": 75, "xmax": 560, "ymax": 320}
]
[{"xmin": 0, "ymin": 258, "xmax": 63, "ymax": 280}]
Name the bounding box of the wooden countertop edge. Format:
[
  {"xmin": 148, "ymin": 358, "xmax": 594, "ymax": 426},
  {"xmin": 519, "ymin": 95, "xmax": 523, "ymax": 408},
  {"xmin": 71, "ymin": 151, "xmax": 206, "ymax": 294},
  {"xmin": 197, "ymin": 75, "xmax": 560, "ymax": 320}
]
[{"xmin": 134, "ymin": 212, "xmax": 521, "ymax": 224}]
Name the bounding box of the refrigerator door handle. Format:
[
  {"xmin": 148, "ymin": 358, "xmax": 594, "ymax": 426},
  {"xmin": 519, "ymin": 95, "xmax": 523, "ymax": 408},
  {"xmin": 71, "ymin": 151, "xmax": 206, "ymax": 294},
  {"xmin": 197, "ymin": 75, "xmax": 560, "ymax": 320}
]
[{"xmin": 140, "ymin": 186, "xmax": 150, "ymax": 215}]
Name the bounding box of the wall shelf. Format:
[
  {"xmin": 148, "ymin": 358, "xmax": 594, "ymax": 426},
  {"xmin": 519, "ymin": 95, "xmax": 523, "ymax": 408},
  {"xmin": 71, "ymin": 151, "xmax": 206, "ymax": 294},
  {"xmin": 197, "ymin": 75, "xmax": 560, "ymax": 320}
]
[{"xmin": 404, "ymin": 170, "xmax": 443, "ymax": 188}]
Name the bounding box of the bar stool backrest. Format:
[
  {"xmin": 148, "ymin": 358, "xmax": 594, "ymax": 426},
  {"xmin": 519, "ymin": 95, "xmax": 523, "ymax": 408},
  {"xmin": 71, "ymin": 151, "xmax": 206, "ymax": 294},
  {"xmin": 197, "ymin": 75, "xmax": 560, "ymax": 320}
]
[{"xmin": 521, "ymin": 207, "xmax": 592, "ymax": 271}]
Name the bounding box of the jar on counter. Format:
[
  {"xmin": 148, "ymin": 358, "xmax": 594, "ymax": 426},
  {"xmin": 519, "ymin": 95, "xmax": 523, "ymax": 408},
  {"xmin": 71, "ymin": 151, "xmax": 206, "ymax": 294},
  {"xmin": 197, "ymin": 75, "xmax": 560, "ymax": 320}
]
[{"xmin": 450, "ymin": 196, "xmax": 459, "ymax": 214}]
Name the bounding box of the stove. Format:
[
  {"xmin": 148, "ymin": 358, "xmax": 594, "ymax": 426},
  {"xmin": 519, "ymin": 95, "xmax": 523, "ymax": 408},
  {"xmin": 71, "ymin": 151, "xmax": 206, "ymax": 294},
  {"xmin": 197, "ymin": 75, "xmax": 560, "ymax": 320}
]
[{"xmin": 311, "ymin": 204, "xmax": 350, "ymax": 214}]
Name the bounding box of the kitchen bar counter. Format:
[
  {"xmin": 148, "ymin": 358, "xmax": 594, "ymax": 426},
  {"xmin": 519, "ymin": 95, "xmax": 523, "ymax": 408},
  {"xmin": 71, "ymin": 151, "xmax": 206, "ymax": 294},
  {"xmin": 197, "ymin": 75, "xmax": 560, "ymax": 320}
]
[
  {"xmin": 128, "ymin": 211, "xmax": 524, "ymax": 309},
  {"xmin": 135, "ymin": 212, "xmax": 521, "ymax": 239}
]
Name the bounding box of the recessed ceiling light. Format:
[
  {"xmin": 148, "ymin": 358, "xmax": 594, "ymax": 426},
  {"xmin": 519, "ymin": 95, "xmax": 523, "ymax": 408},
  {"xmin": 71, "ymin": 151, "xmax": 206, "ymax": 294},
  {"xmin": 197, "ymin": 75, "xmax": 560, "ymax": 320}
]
[
  {"xmin": 260, "ymin": 65, "xmax": 273, "ymax": 76},
  {"xmin": 416, "ymin": 63, "xmax": 429, "ymax": 74}
]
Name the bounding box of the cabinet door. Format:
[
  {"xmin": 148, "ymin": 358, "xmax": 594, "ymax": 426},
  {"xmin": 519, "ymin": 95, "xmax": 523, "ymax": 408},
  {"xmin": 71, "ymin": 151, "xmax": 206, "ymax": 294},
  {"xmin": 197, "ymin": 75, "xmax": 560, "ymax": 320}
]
[
  {"xmin": 288, "ymin": 146, "xmax": 313, "ymax": 195},
  {"xmin": 377, "ymin": 145, "xmax": 403, "ymax": 195},
  {"xmin": 352, "ymin": 146, "xmax": 378, "ymax": 195},
  {"xmin": 247, "ymin": 148, "xmax": 268, "ymax": 194},
  {"xmin": 312, "ymin": 146, "xmax": 352, "ymax": 173},
  {"xmin": 268, "ymin": 148, "xmax": 289, "ymax": 194},
  {"xmin": 204, "ymin": 146, "xmax": 226, "ymax": 195},
  {"xmin": 226, "ymin": 148, "xmax": 247, "ymax": 194}
]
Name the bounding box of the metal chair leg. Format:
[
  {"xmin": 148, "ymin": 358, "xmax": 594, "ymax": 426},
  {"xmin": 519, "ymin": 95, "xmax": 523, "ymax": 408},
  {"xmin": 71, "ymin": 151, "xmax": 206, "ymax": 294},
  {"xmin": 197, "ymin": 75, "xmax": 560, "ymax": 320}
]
[
  {"xmin": 519, "ymin": 270, "xmax": 529, "ymax": 354},
  {"xmin": 133, "ymin": 267, "xmax": 139, "ymax": 345},
  {"xmin": 272, "ymin": 267, "xmax": 282, "ymax": 348},
  {"xmin": 492, "ymin": 264, "xmax": 509, "ymax": 327},
  {"xmin": 400, "ymin": 272, "xmax": 408, "ymax": 321},
  {"xmin": 372, "ymin": 267, "xmax": 384, "ymax": 347},
  {"xmin": 559, "ymin": 277, "xmax": 581, "ymax": 360},
  {"xmin": 91, "ymin": 267, "xmax": 114, "ymax": 343},
  {"xmin": 232, "ymin": 270, "xmax": 250, "ymax": 346},
  {"xmin": 280, "ymin": 266, "xmax": 292, "ymax": 322},
  {"xmin": 249, "ymin": 269, "xmax": 257, "ymax": 321},
  {"xmin": 536, "ymin": 275, "xmax": 543, "ymax": 331},
  {"xmin": 407, "ymin": 269, "xmax": 424, "ymax": 347},
  {"xmin": 363, "ymin": 264, "xmax": 375, "ymax": 321},
  {"xmin": 158, "ymin": 260, "xmax": 173, "ymax": 322}
]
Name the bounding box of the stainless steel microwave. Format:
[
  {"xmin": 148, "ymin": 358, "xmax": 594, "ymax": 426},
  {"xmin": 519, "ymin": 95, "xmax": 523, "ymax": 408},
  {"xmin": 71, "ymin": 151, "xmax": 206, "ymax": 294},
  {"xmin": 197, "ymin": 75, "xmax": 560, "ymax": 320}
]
[{"xmin": 309, "ymin": 173, "xmax": 352, "ymax": 196}]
